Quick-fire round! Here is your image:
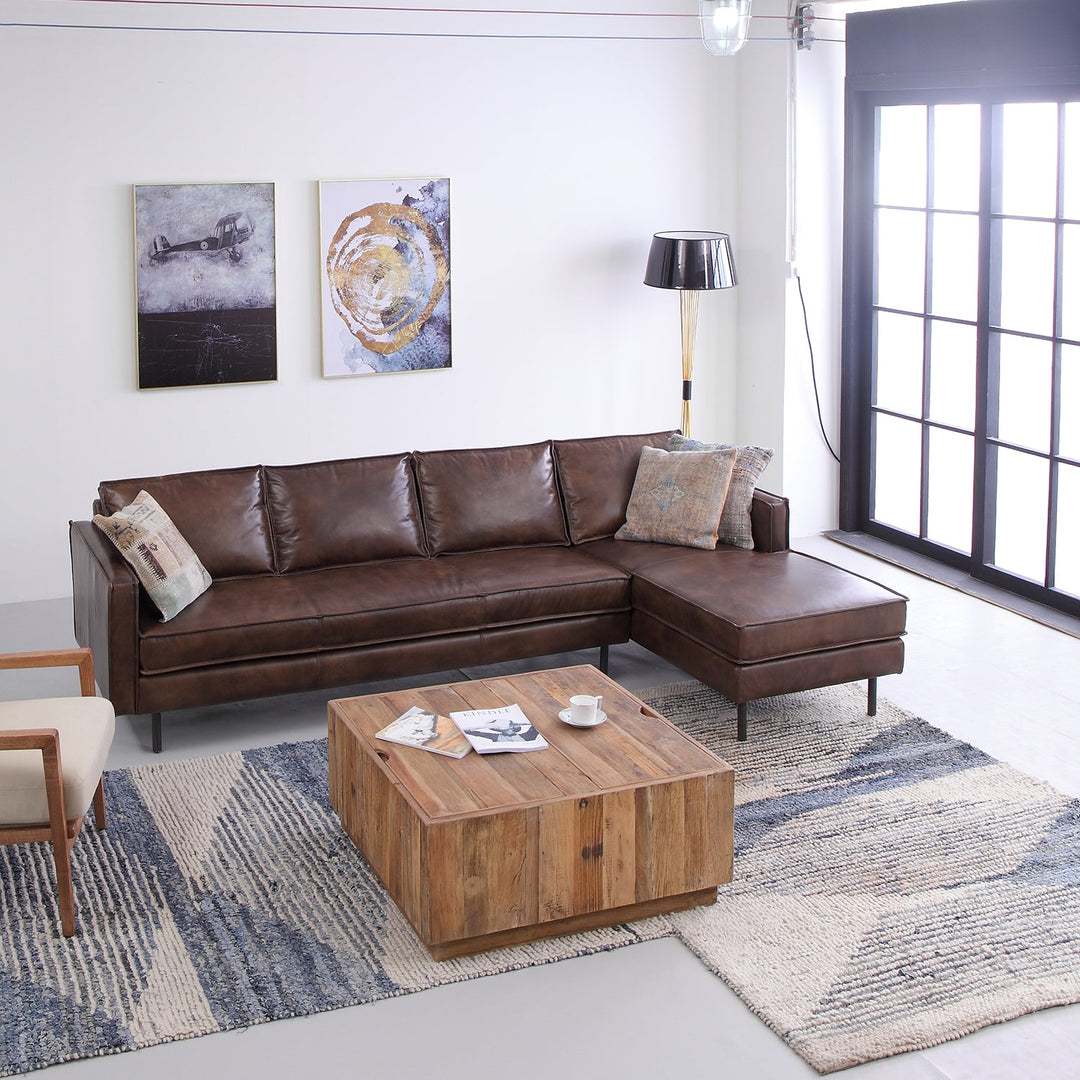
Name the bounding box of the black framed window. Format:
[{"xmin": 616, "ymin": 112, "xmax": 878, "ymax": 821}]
[{"xmin": 840, "ymin": 0, "xmax": 1080, "ymax": 617}]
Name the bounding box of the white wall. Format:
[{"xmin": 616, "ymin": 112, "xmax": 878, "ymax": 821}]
[
  {"xmin": 734, "ymin": 0, "xmax": 792, "ymax": 497},
  {"xmin": 783, "ymin": 11, "xmax": 847, "ymax": 538},
  {"xmin": 3, "ymin": 0, "xmax": 850, "ymax": 606}
]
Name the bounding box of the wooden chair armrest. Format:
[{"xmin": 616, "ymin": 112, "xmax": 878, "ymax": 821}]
[
  {"xmin": 0, "ymin": 728, "xmax": 61, "ymax": 756},
  {"xmin": 0, "ymin": 648, "xmax": 96, "ymax": 696}
]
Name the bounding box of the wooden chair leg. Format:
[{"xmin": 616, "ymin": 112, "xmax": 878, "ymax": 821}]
[
  {"xmin": 39, "ymin": 729, "xmax": 78, "ymax": 936},
  {"xmin": 92, "ymin": 776, "xmax": 107, "ymax": 830},
  {"xmin": 53, "ymin": 834, "xmax": 77, "ymax": 937}
]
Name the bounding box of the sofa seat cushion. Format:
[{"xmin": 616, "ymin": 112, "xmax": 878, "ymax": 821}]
[
  {"xmin": 305, "ymin": 549, "xmax": 630, "ymax": 648},
  {"xmin": 139, "ymin": 574, "xmax": 323, "ymax": 674},
  {"xmin": 577, "ymin": 537, "xmax": 715, "ymax": 574},
  {"xmin": 630, "ymin": 549, "xmax": 908, "ymax": 663},
  {"xmin": 139, "ymin": 550, "xmax": 630, "ymax": 674}
]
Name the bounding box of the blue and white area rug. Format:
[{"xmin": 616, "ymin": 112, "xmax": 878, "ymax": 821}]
[{"xmin": 2, "ymin": 681, "xmax": 1079, "ymax": 1076}]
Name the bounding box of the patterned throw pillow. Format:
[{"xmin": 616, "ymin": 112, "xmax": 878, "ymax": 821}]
[
  {"xmin": 615, "ymin": 446, "xmax": 738, "ymax": 549},
  {"xmin": 93, "ymin": 490, "xmax": 212, "ymax": 622},
  {"xmin": 669, "ymin": 433, "xmax": 774, "ymax": 550}
]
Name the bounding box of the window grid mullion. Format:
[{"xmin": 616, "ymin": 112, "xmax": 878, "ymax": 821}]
[
  {"xmin": 1046, "ymin": 102, "xmax": 1069, "ymax": 588},
  {"xmin": 971, "ymin": 99, "xmax": 997, "ymax": 570},
  {"xmin": 920, "ymin": 106, "xmax": 935, "ymax": 542}
]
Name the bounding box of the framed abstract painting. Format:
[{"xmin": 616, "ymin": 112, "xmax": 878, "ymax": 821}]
[
  {"xmin": 133, "ymin": 181, "xmax": 277, "ymax": 389},
  {"xmin": 319, "ymin": 177, "xmax": 451, "ymax": 378}
]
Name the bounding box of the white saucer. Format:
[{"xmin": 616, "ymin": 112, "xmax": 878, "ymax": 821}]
[{"xmin": 558, "ymin": 707, "xmax": 608, "ymax": 728}]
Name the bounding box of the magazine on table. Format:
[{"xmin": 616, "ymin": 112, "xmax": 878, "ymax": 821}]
[
  {"xmin": 448, "ymin": 703, "xmax": 549, "ymax": 754},
  {"xmin": 375, "ymin": 705, "xmax": 473, "ymax": 758}
]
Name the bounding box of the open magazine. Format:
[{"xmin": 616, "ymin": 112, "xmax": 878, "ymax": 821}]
[
  {"xmin": 449, "ymin": 703, "xmax": 549, "ymax": 754},
  {"xmin": 375, "ymin": 705, "xmax": 473, "ymax": 758}
]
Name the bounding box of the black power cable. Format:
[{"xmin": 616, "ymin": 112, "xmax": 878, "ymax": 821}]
[{"xmin": 794, "ymin": 268, "xmax": 841, "ymax": 464}]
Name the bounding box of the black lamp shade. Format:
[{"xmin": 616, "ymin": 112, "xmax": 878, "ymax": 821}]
[{"xmin": 644, "ymin": 231, "xmax": 737, "ymax": 291}]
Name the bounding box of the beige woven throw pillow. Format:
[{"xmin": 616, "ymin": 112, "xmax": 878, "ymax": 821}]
[
  {"xmin": 93, "ymin": 490, "xmax": 212, "ymax": 621},
  {"xmin": 616, "ymin": 445, "xmax": 737, "ymax": 549}
]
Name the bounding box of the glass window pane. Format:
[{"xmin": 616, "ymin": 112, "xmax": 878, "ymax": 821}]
[
  {"xmin": 873, "ymin": 413, "xmax": 922, "ymax": 535},
  {"xmin": 928, "ymin": 320, "xmax": 976, "ymax": 431},
  {"xmin": 1063, "ymin": 224, "xmax": 1080, "ymax": 344},
  {"xmin": 876, "ymin": 209, "xmax": 926, "ymax": 312},
  {"xmin": 1000, "ymin": 102, "xmax": 1058, "ymax": 219},
  {"xmin": 932, "ymin": 104, "xmax": 981, "ymax": 212},
  {"xmin": 991, "ymin": 447, "xmax": 1048, "ymax": 583},
  {"xmin": 1065, "ymin": 102, "xmax": 1080, "ymax": 221},
  {"xmin": 930, "ymin": 212, "xmax": 979, "ymax": 321},
  {"xmin": 1054, "ymin": 463, "xmax": 1080, "ymax": 598},
  {"xmin": 927, "ymin": 428, "xmax": 973, "ymax": 554},
  {"xmin": 994, "ymin": 334, "xmax": 1051, "ymax": 452},
  {"xmin": 1061, "ymin": 344, "xmax": 1080, "ymax": 462},
  {"xmin": 878, "ymin": 106, "xmax": 927, "ymax": 209},
  {"xmin": 996, "ymin": 219, "xmax": 1056, "ymax": 336},
  {"xmin": 874, "ymin": 312, "xmax": 924, "ymax": 417}
]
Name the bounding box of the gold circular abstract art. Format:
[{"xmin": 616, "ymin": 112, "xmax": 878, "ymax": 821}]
[{"xmin": 325, "ymin": 202, "xmax": 448, "ymax": 356}]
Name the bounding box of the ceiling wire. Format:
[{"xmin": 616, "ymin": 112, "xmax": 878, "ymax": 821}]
[
  {"xmin": 11, "ymin": 0, "xmax": 845, "ymax": 38},
  {"xmin": 38, "ymin": 0, "xmax": 844, "ymax": 18},
  {"xmin": 1, "ymin": 24, "xmax": 845, "ymax": 40}
]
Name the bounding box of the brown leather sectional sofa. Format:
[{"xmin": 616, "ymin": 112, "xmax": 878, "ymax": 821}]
[{"xmin": 69, "ymin": 431, "xmax": 907, "ymax": 751}]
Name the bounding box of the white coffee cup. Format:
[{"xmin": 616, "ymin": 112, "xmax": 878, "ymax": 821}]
[{"xmin": 569, "ymin": 694, "xmax": 603, "ymax": 725}]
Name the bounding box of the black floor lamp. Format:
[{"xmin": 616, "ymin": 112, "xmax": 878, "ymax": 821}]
[{"xmin": 644, "ymin": 231, "xmax": 737, "ymax": 437}]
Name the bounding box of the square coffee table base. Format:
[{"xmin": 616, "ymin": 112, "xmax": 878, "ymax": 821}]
[
  {"xmin": 424, "ymin": 886, "xmax": 717, "ymax": 961},
  {"xmin": 328, "ymin": 666, "xmax": 734, "ymax": 962}
]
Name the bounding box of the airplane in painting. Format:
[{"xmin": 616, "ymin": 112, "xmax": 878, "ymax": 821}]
[{"xmin": 150, "ymin": 211, "xmax": 255, "ymax": 264}]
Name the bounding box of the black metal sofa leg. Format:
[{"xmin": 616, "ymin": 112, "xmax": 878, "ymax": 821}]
[
  {"xmin": 737, "ymin": 702, "xmax": 749, "ymax": 742},
  {"xmin": 737, "ymin": 678, "xmax": 879, "ymax": 743},
  {"xmin": 599, "ymin": 644, "xmax": 610, "ymax": 674},
  {"xmin": 152, "ymin": 712, "xmax": 163, "ymax": 754}
]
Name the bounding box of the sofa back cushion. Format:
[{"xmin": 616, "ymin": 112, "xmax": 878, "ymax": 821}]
[
  {"xmin": 265, "ymin": 454, "xmax": 426, "ymax": 572},
  {"xmin": 554, "ymin": 431, "xmax": 674, "ymax": 543},
  {"xmin": 413, "ymin": 441, "xmax": 569, "ymax": 555},
  {"xmin": 98, "ymin": 466, "xmax": 274, "ymax": 578}
]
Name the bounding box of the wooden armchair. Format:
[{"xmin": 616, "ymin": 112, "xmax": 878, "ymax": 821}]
[{"xmin": 0, "ymin": 648, "xmax": 115, "ymax": 936}]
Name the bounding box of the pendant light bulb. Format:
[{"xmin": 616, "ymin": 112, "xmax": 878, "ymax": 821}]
[{"xmin": 699, "ymin": 0, "xmax": 752, "ymax": 56}]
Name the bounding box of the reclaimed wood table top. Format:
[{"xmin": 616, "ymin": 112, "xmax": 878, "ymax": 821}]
[{"xmin": 328, "ymin": 663, "xmax": 730, "ymax": 822}]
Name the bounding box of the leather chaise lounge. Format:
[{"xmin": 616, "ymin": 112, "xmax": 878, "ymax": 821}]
[{"xmin": 69, "ymin": 431, "xmax": 907, "ymax": 750}]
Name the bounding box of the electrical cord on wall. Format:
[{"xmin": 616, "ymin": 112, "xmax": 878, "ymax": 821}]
[{"xmin": 793, "ymin": 268, "xmax": 841, "ymax": 465}]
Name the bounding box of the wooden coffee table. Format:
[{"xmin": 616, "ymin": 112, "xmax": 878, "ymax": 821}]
[{"xmin": 328, "ymin": 664, "xmax": 733, "ymax": 960}]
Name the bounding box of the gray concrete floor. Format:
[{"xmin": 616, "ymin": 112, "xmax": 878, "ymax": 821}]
[{"xmin": 3, "ymin": 535, "xmax": 1080, "ymax": 1079}]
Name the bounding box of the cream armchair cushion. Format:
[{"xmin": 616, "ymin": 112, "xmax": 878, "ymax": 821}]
[{"xmin": 0, "ymin": 697, "xmax": 115, "ymax": 824}]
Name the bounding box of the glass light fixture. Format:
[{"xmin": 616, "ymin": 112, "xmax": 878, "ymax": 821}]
[{"xmin": 699, "ymin": 0, "xmax": 752, "ymax": 56}]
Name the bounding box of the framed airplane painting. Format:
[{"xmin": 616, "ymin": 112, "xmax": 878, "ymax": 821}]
[{"xmin": 133, "ymin": 181, "xmax": 277, "ymax": 389}]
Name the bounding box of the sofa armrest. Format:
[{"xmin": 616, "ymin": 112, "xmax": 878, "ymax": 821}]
[
  {"xmin": 69, "ymin": 520, "xmax": 141, "ymax": 716},
  {"xmin": 750, "ymin": 489, "xmax": 789, "ymax": 553}
]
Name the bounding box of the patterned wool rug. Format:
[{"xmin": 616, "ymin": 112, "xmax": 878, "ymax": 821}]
[{"xmin": 1, "ymin": 681, "xmax": 1079, "ymax": 1076}]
